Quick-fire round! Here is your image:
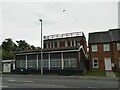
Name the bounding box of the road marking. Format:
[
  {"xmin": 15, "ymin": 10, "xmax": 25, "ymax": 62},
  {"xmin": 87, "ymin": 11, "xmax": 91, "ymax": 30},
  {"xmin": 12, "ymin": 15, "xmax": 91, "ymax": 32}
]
[
  {"xmin": 22, "ymin": 81, "xmax": 34, "ymax": 83},
  {"xmin": 0, "ymin": 86, "xmax": 8, "ymax": 88},
  {"xmin": 8, "ymin": 79, "xmax": 15, "ymax": 82},
  {"xmin": 8, "ymin": 79, "xmax": 34, "ymax": 83},
  {"xmin": 24, "ymin": 83, "xmax": 66, "ymax": 87},
  {"xmin": 88, "ymin": 87, "xmax": 97, "ymax": 88}
]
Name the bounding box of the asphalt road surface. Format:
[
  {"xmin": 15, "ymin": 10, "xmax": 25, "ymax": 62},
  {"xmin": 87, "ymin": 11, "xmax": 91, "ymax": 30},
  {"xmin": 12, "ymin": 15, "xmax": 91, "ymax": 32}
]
[{"xmin": 1, "ymin": 75, "xmax": 119, "ymax": 89}]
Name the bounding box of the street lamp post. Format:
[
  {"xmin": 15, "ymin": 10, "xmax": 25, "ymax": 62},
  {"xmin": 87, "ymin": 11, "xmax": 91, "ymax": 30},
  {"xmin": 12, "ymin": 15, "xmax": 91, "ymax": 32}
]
[{"xmin": 39, "ymin": 19, "xmax": 43, "ymax": 75}]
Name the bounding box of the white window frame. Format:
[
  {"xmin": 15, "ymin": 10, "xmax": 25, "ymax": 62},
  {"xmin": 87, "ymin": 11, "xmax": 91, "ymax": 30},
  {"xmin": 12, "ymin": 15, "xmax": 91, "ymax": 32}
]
[
  {"xmin": 65, "ymin": 41, "xmax": 68, "ymax": 47},
  {"xmin": 70, "ymin": 41, "xmax": 72, "ymax": 46},
  {"xmin": 91, "ymin": 45, "xmax": 98, "ymax": 52},
  {"xmin": 57, "ymin": 42, "xmax": 59, "ymax": 47},
  {"xmin": 53, "ymin": 42, "xmax": 55, "ymax": 48},
  {"xmin": 92, "ymin": 58, "xmax": 99, "ymax": 68},
  {"xmin": 117, "ymin": 43, "xmax": 120, "ymax": 50},
  {"xmin": 50, "ymin": 43, "xmax": 52, "ymax": 48},
  {"xmin": 74, "ymin": 40, "xmax": 76, "ymax": 46},
  {"xmin": 103, "ymin": 44, "xmax": 110, "ymax": 51}
]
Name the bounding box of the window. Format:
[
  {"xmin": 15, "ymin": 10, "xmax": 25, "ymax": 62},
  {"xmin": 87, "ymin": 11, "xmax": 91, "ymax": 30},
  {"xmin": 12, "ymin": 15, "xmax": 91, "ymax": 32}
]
[
  {"xmin": 64, "ymin": 58, "xmax": 77, "ymax": 68},
  {"xmin": 77, "ymin": 40, "xmax": 80, "ymax": 46},
  {"xmin": 70, "ymin": 41, "xmax": 72, "ymax": 46},
  {"xmin": 57, "ymin": 42, "xmax": 59, "ymax": 47},
  {"xmin": 70, "ymin": 58, "xmax": 77, "ymax": 67},
  {"xmin": 103, "ymin": 44, "xmax": 110, "ymax": 51},
  {"xmin": 92, "ymin": 58, "xmax": 99, "ymax": 68},
  {"xmin": 27, "ymin": 59, "xmax": 36, "ymax": 68},
  {"xmin": 16, "ymin": 60, "xmax": 25, "ymax": 68},
  {"xmin": 91, "ymin": 45, "xmax": 97, "ymax": 52},
  {"xmin": 117, "ymin": 43, "xmax": 120, "ymax": 50},
  {"xmin": 38, "ymin": 59, "xmax": 41, "ymax": 69},
  {"xmin": 65, "ymin": 41, "xmax": 68, "ymax": 47},
  {"xmin": 53, "ymin": 42, "xmax": 55, "ymax": 48},
  {"xmin": 64, "ymin": 59, "xmax": 70, "ymax": 67},
  {"xmin": 46, "ymin": 43, "xmax": 48, "ymax": 48},
  {"xmin": 50, "ymin": 43, "xmax": 52, "ymax": 48},
  {"xmin": 43, "ymin": 59, "xmax": 48, "ymax": 68},
  {"xmin": 50, "ymin": 59, "xmax": 61, "ymax": 68},
  {"xmin": 74, "ymin": 40, "xmax": 76, "ymax": 46}
]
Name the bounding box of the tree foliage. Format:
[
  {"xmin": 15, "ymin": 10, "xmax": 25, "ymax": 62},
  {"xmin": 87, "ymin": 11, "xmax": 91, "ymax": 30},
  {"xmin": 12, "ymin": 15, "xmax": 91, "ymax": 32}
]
[
  {"xmin": 2, "ymin": 38, "xmax": 17, "ymax": 52},
  {"xmin": 1, "ymin": 38, "xmax": 39, "ymax": 60}
]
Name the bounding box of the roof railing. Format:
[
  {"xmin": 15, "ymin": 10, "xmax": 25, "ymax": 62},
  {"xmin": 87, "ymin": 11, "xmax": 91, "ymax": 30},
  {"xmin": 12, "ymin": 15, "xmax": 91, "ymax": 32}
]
[{"xmin": 44, "ymin": 32, "xmax": 83, "ymax": 40}]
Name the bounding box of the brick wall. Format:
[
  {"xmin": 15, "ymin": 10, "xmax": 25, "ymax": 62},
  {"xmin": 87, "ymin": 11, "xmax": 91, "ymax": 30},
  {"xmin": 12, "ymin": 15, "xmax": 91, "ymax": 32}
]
[{"xmin": 89, "ymin": 42, "xmax": 120, "ymax": 71}]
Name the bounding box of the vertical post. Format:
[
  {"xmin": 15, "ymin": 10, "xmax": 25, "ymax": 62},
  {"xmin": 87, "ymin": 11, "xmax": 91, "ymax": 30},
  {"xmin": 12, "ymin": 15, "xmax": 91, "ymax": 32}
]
[
  {"xmin": 39, "ymin": 19, "xmax": 43, "ymax": 75},
  {"xmin": 69, "ymin": 58, "xmax": 70, "ymax": 67},
  {"xmin": 26, "ymin": 54, "xmax": 27, "ymax": 70},
  {"xmin": 78, "ymin": 50, "xmax": 81, "ymax": 69},
  {"xmin": 48, "ymin": 53, "xmax": 50, "ymax": 70},
  {"xmin": 36, "ymin": 54, "xmax": 38, "ymax": 69},
  {"xmin": 61, "ymin": 52, "xmax": 64, "ymax": 69}
]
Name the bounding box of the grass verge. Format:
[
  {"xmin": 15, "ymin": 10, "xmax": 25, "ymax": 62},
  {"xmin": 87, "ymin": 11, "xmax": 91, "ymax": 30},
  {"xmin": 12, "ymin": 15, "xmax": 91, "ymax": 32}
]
[{"xmin": 85, "ymin": 70, "xmax": 106, "ymax": 76}]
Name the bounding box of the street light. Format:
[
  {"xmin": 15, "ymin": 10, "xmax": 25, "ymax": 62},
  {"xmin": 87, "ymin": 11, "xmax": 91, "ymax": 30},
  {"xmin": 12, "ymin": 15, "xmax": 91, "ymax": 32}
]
[{"xmin": 39, "ymin": 19, "xmax": 43, "ymax": 75}]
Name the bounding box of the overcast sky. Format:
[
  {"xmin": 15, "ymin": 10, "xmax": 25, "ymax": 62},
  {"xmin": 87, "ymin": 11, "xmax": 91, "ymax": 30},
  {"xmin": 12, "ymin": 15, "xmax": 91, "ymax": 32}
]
[{"xmin": 1, "ymin": 1, "xmax": 118, "ymax": 47}]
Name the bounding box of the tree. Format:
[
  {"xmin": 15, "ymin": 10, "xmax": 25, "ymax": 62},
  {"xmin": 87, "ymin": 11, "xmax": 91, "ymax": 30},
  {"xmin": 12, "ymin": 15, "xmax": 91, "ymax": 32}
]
[
  {"xmin": 0, "ymin": 38, "xmax": 38, "ymax": 60},
  {"xmin": 2, "ymin": 50, "xmax": 14, "ymax": 60},
  {"xmin": 16, "ymin": 40, "xmax": 30, "ymax": 51},
  {"xmin": 31, "ymin": 45, "xmax": 35, "ymax": 50},
  {"xmin": 2, "ymin": 38, "xmax": 17, "ymax": 52}
]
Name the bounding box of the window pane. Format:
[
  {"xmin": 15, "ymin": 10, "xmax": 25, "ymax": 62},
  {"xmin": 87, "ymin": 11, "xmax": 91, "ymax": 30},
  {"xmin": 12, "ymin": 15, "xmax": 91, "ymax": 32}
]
[
  {"xmin": 70, "ymin": 41, "xmax": 72, "ymax": 46},
  {"xmin": 64, "ymin": 59, "xmax": 70, "ymax": 67},
  {"xmin": 104, "ymin": 44, "xmax": 110, "ymax": 51},
  {"xmin": 50, "ymin": 43, "xmax": 52, "ymax": 48},
  {"xmin": 50, "ymin": 59, "xmax": 61, "ymax": 68},
  {"xmin": 92, "ymin": 58, "xmax": 99, "ymax": 68},
  {"xmin": 92, "ymin": 45, "xmax": 97, "ymax": 52},
  {"xmin": 65, "ymin": 41, "xmax": 68, "ymax": 47},
  {"xmin": 117, "ymin": 43, "xmax": 120, "ymax": 50},
  {"xmin": 57, "ymin": 42, "xmax": 59, "ymax": 47},
  {"xmin": 70, "ymin": 58, "xmax": 77, "ymax": 67},
  {"xmin": 43, "ymin": 59, "xmax": 48, "ymax": 67},
  {"xmin": 53, "ymin": 43, "xmax": 55, "ymax": 48},
  {"xmin": 77, "ymin": 40, "xmax": 80, "ymax": 46},
  {"xmin": 74, "ymin": 40, "xmax": 76, "ymax": 46}
]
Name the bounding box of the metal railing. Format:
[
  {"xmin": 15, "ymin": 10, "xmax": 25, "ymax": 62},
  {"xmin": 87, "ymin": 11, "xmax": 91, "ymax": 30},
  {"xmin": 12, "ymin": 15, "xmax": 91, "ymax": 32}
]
[{"xmin": 44, "ymin": 32, "xmax": 83, "ymax": 40}]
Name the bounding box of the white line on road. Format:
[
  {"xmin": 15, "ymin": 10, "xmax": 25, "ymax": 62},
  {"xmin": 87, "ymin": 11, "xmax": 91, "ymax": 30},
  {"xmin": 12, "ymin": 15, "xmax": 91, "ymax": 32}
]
[
  {"xmin": 22, "ymin": 81, "xmax": 34, "ymax": 83},
  {"xmin": 88, "ymin": 87, "xmax": 97, "ymax": 88},
  {"xmin": 24, "ymin": 83, "xmax": 66, "ymax": 87},
  {"xmin": 0, "ymin": 86, "xmax": 8, "ymax": 88},
  {"xmin": 8, "ymin": 79, "xmax": 15, "ymax": 82},
  {"xmin": 8, "ymin": 79, "xmax": 34, "ymax": 83}
]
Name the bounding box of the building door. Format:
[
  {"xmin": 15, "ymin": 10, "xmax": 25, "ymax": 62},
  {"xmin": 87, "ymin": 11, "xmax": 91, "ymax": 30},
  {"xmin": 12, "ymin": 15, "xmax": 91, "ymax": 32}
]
[
  {"xmin": 3, "ymin": 63, "xmax": 11, "ymax": 73},
  {"xmin": 104, "ymin": 58, "xmax": 112, "ymax": 71}
]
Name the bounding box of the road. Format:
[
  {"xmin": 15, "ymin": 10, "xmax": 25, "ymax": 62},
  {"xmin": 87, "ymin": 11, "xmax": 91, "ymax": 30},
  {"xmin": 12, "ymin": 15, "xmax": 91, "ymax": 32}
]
[{"xmin": 1, "ymin": 75, "xmax": 119, "ymax": 89}]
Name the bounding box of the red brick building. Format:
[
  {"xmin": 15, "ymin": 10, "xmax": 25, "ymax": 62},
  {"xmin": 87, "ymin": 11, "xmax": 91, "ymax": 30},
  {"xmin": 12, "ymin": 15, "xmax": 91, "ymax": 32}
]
[
  {"xmin": 43, "ymin": 32, "xmax": 87, "ymax": 52},
  {"xmin": 88, "ymin": 29, "xmax": 120, "ymax": 71}
]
